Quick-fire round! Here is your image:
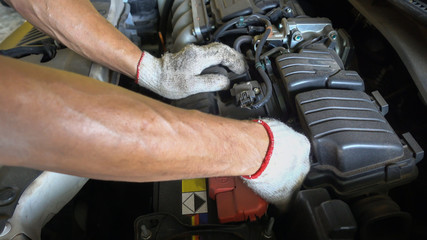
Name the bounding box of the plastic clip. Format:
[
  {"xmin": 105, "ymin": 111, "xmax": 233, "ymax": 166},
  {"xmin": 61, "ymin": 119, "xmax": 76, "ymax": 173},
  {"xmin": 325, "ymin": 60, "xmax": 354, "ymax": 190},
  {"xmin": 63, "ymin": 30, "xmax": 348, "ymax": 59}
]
[
  {"xmin": 236, "ymin": 16, "xmax": 246, "ymax": 28},
  {"xmin": 255, "ymin": 62, "xmax": 265, "ymax": 70}
]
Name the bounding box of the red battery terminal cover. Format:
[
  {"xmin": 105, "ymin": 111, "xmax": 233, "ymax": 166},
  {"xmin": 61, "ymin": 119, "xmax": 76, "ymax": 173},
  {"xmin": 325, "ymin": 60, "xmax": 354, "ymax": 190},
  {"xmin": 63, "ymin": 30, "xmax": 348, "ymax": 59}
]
[{"xmin": 208, "ymin": 176, "xmax": 268, "ymax": 223}]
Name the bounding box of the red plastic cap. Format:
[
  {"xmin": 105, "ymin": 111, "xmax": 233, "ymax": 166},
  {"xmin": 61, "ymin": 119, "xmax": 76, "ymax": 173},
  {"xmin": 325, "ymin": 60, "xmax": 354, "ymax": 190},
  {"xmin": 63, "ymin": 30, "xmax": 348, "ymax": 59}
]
[
  {"xmin": 209, "ymin": 177, "xmax": 268, "ymax": 223},
  {"xmin": 209, "ymin": 177, "xmax": 236, "ymax": 200}
]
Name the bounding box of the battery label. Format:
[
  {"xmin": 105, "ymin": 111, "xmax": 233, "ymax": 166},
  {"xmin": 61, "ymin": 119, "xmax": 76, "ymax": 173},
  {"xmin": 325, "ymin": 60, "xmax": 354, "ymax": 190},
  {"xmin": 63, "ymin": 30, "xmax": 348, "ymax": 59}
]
[{"xmin": 181, "ymin": 179, "xmax": 208, "ymax": 215}]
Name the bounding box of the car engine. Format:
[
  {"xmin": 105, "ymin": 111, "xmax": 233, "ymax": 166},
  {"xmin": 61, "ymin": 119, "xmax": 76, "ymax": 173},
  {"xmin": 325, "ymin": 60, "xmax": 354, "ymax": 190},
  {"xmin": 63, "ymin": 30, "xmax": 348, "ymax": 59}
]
[{"xmin": 0, "ymin": 0, "xmax": 426, "ymax": 239}]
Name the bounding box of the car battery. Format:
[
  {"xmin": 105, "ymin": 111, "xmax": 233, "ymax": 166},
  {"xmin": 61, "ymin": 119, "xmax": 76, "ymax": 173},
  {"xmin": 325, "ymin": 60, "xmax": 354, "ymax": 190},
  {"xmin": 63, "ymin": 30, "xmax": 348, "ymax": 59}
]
[{"xmin": 135, "ymin": 177, "xmax": 269, "ymax": 239}]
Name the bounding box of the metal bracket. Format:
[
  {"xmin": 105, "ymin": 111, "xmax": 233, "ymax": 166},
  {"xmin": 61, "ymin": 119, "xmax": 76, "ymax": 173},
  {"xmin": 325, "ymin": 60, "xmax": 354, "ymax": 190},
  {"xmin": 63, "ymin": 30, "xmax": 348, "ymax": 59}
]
[{"xmin": 190, "ymin": 0, "xmax": 210, "ymax": 42}]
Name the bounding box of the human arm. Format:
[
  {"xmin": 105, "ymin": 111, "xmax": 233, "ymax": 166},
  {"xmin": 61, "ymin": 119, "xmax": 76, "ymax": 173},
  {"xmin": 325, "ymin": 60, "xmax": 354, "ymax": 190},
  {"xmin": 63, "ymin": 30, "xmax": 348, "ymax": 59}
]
[
  {"xmin": 5, "ymin": 0, "xmax": 141, "ymax": 78},
  {"xmin": 4, "ymin": 0, "xmax": 246, "ymax": 99},
  {"xmin": 0, "ymin": 56, "xmax": 268, "ymax": 182},
  {"xmin": 1, "ymin": 55, "xmax": 311, "ymax": 209}
]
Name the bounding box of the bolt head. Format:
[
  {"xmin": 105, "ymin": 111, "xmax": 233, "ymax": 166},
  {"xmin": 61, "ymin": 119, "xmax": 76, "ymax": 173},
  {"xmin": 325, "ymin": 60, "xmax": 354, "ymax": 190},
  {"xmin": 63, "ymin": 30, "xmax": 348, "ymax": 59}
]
[
  {"xmin": 0, "ymin": 188, "xmax": 16, "ymax": 205},
  {"xmin": 294, "ymin": 34, "xmax": 303, "ymax": 42},
  {"xmin": 254, "ymin": 88, "xmax": 261, "ymax": 95},
  {"xmin": 140, "ymin": 225, "xmax": 152, "ymax": 240},
  {"xmin": 286, "ymin": 8, "xmax": 292, "ymax": 13},
  {"xmin": 329, "ymin": 32, "xmax": 337, "ymax": 41}
]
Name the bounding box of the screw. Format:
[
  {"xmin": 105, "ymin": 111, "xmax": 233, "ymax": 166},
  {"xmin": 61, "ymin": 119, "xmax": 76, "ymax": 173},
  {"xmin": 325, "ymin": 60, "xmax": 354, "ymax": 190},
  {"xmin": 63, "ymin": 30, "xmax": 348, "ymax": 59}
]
[
  {"xmin": 140, "ymin": 225, "xmax": 152, "ymax": 240},
  {"xmin": 293, "ymin": 33, "xmax": 303, "ymax": 42},
  {"xmin": 329, "ymin": 31, "xmax": 337, "ymax": 41},
  {"xmin": 263, "ymin": 217, "xmax": 275, "ymax": 239},
  {"xmin": 254, "ymin": 87, "xmax": 261, "ymax": 95},
  {"xmin": 286, "ymin": 8, "xmax": 292, "ymax": 13}
]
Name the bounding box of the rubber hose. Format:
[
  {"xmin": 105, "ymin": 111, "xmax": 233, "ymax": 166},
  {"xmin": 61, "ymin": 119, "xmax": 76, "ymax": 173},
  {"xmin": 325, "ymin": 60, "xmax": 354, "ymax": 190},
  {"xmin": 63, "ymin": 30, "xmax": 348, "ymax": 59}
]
[
  {"xmin": 255, "ymin": 28, "xmax": 271, "ymax": 62},
  {"xmin": 252, "ymin": 28, "xmax": 273, "ymax": 109},
  {"xmin": 213, "ymin": 17, "xmax": 241, "ymax": 42},
  {"xmin": 213, "ymin": 14, "xmax": 272, "ymax": 42},
  {"xmin": 260, "ymin": 47, "xmax": 287, "ymax": 59},
  {"xmin": 159, "ymin": 0, "xmax": 174, "ymax": 53},
  {"xmin": 245, "ymin": 13, "xmax": 272, "ymax": 27},
  {"xmin": 216, "ymin": 28, "xmax": 249, "ymax": 39},
  {"xmin": 233, "ymin": 35, "xmax": 253, "ymax": 53}
]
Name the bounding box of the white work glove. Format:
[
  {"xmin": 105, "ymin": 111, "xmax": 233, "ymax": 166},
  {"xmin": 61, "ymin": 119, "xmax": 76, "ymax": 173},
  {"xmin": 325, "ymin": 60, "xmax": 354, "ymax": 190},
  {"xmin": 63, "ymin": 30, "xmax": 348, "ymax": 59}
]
[
  {"xmin": 242, "ymin": 119, "xmax": 311, "ymax": 211},
  {"xmin": 136, "ymin": 43, "xmax": 246, "ymax": 99}
]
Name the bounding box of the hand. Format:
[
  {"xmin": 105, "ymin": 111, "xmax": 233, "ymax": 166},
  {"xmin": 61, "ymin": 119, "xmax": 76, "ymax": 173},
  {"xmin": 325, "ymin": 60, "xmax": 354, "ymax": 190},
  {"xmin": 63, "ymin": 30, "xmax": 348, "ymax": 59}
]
[
  {"xmin": 136, "ymin": 43, "xmax": 246, "ymax": 99},
  {"xmin": 242, "ymin": 119, "xmax": 311, "ymax": 211}
]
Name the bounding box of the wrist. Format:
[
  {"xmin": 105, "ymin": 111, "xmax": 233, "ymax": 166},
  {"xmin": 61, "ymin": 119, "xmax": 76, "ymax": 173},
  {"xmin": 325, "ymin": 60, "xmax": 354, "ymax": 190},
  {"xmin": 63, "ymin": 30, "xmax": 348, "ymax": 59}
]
[
  {"xmin": 243, "ymin": 119, "xmax": 273, "ymax": 179},
  {"xmin": 135, "ymin": 52, "xmax": 145, "ymax": 82},
  {"xmin": 240, "ymin": 118, "xmax": 311, "ymax": 210},
  {"xmin": 124, "ymin": 49, "xmax": 143, "ymax": 79},
  {"xmin": 136, "ymin": 51, "xmax": 162, "ymax": 88}
]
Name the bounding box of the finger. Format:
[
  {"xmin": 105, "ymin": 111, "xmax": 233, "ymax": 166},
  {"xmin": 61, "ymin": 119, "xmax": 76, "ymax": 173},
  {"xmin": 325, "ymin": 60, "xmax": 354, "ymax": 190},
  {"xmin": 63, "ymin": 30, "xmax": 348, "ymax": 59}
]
[
  {"xmin": 190, "ymin": 43, "xmax": 247, "ymax": 75},
  {"xmin": 186, "ymin": 74, "xmax": 230, "ymax": 96},
  {"xmin": 206, "ymin": 43, "xmax": 247, "ymax": 74}
]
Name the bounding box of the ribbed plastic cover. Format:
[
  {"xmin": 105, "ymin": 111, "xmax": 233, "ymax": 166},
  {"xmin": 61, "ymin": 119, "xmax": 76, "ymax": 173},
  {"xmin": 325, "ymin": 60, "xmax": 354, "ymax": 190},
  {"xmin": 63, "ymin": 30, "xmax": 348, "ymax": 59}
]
[
  {"xmin": 275, "ymin": 49, "xmax": 365, "ymax": 102},
  {"xmin": 296, "ymin": 89, "xmax": 404, "ymax": 173},
  {"xmin": 296, "ymin": 89, "xmax": 422, "ymax": 196}
]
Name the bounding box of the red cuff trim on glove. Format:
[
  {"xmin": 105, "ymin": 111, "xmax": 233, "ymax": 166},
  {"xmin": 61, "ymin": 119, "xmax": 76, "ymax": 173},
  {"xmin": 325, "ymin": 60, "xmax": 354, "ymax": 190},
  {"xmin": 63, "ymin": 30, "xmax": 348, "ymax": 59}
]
[
  {"xmin": 135, "ymin": 51, "xmax": 145, "ymax": 84},
  {"xmin": 242, "ymin": 119, "xmax": 275, "ymax": 180}
]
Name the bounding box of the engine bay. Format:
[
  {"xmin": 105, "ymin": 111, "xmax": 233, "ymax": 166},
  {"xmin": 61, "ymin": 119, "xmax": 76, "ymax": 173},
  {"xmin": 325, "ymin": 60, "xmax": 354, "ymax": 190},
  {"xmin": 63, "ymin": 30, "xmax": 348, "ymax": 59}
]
[{"xmin": 0, "ymin": 0, "xmax": 426, "ymax": 239}]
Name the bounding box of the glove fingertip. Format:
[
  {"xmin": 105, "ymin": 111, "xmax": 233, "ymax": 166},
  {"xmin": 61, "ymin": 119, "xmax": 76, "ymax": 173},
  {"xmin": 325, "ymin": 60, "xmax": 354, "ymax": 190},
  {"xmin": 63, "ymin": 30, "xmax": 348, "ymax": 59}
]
[
  {"xmin": 231, "ymin": 62, "xmax": 248, "ymax": 75},
  {"xmin": 225, "ymin": 53, "xmax": 247, "ymax": 74},
  {"xmin": 211, "ymin": 75, "xmax": 230, "ymax": 90}
]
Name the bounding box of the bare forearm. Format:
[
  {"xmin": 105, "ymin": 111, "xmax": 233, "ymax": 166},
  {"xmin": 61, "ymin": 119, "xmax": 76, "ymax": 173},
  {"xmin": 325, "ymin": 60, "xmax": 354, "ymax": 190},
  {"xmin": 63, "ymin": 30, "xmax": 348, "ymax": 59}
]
[
  {"xmin": 0, "ymin": 56, "xmax": 267, "ymax": 181},
  {"xmin": 6, "ymin": 0, "xmax": 141, "ymax": 78}
]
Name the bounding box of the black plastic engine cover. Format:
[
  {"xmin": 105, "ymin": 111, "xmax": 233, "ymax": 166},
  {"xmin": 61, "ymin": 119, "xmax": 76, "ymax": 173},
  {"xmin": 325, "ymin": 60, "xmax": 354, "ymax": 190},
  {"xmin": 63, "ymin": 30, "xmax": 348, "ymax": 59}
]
[
  {"xmin": 275, "ymin": 48, "xmax": 365, "ymax": 107},
  {"xmin": 286, "ymin": 188, "xmax": 357, "ymax": 240},
  {"xmin": 296, "ymin": 89, "xmax": 419, "ymax": 197}
]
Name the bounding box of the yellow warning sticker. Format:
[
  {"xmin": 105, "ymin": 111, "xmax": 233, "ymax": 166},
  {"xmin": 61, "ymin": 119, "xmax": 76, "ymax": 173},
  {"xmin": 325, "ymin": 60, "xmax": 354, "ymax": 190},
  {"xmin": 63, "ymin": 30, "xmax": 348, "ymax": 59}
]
[{"xmin": 182, "ymin": 178, "xmax": 206, "ymax": 193}]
